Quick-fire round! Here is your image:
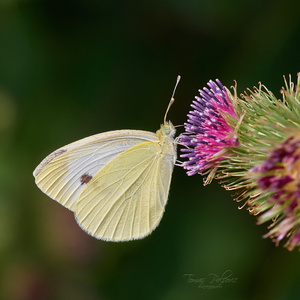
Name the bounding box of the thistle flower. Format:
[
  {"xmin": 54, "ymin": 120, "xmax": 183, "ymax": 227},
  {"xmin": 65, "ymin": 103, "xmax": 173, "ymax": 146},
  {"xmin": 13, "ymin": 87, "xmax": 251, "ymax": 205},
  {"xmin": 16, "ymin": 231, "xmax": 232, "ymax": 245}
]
[
  {"xmin": 180, "ymin": 79, "xmax": 239, "ymax": 177},
  {"xmin": 181, "ymin": 73, "xmax": 300, "ymax": 251},
  {"xmin": 250, "ymin": 136, "xmax": 300, "ymax": 250},
  {"xmin": 236, "ymin": 73, "xmax": 300, "ymax": 251}
]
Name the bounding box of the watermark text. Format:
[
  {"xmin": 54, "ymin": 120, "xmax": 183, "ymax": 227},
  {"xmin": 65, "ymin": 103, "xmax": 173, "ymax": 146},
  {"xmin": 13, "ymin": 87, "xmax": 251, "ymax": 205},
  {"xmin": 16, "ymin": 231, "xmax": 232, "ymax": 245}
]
[{"xmin": 183, "ymin": 270, "xmax": 238, "ymax": 289}]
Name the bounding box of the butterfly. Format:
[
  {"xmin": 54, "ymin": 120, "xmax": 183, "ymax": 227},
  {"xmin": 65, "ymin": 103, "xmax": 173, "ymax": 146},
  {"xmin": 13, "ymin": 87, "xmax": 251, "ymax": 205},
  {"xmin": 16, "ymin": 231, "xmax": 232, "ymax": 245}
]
[{"xmin": 33, "ymin": 76, "xmax": 180, "ymax": 241}]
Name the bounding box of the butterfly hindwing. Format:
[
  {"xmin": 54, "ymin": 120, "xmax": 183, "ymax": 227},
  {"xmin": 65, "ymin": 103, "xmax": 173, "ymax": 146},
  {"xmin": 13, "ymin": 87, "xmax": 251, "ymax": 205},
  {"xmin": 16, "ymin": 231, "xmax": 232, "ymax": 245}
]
[{"xmin": 75, "ymin": 141, "xmax": 175, "ymax": 241}]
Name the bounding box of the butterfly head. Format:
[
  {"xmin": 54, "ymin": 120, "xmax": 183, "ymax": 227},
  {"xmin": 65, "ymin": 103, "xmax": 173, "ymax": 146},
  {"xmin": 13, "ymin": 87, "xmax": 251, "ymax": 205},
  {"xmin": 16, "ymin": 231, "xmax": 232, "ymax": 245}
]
[{"xmin": 159, "ymin": 121, "xmax": 176, "ymax": 138}]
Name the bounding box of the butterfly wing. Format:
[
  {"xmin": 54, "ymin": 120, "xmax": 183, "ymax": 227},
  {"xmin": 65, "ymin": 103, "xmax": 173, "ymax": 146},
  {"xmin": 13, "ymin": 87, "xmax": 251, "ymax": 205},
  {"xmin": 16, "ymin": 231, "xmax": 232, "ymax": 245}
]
[
  {"xmin": 33, "ymin": 130, "xmax": 158, "ymax": 211},
  {"xmin": 75, "ymin": 141, "xmax": 175, "ymax": 241}
]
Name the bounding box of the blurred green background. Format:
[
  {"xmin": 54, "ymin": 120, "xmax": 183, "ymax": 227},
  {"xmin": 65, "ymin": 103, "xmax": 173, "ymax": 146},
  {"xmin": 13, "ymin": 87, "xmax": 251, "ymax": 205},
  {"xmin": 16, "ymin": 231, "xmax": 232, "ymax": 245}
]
[{"xmin": 0, "ymin": 0, "xmax": 300, "ymax": 299}]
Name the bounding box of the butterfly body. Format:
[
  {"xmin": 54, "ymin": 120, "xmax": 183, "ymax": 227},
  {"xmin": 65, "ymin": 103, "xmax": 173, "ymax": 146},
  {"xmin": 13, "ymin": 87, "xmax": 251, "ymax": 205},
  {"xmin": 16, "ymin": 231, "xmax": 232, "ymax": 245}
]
[{"xmin": 33, "ymin": 121, "xmax": 176, "ymax": 241}]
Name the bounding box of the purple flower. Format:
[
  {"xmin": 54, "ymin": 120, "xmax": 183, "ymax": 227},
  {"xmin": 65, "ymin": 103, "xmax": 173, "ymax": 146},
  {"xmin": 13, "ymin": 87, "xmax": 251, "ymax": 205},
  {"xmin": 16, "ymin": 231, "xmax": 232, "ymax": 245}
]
[
  {"xmin": 180, "ymin": 79, "xmax": 239, "ymax": 176},
  {"xmin": 180, "ymin": 73, "xmax": 300, "ymax": 250},
  {"xmin": 252, "ymin": 136, "xmax": 300, "ymax": 250}
]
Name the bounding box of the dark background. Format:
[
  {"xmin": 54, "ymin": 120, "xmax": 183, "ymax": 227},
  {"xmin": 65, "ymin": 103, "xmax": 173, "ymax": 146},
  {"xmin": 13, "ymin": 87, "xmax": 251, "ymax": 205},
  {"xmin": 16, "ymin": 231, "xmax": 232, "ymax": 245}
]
[{"xmin": 0, "ymin": 1, "xmax": 300, "ymax": 299}]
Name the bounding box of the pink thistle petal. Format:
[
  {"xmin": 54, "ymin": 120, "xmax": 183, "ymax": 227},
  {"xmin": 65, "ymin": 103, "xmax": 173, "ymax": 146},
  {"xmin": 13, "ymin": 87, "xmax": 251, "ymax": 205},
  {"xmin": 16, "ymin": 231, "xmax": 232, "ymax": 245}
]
[{"xmin": 180, "ymin": 79, "xmax": 238, "ymax": 176}]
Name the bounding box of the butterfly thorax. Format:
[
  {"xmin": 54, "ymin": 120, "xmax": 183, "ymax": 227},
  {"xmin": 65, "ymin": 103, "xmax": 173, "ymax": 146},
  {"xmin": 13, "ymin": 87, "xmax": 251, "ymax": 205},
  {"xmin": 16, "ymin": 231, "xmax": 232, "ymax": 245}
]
[{"xmin": 156, "ymin": 121, "xmax": 177, "ymax": 163}]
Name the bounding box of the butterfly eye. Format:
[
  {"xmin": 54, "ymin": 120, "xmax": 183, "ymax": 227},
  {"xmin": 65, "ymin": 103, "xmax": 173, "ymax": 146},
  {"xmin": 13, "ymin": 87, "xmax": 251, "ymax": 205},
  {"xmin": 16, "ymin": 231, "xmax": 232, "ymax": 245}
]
[{"xmin": 163, "ymin": 126, "xmax": 171, "ymax": 135}]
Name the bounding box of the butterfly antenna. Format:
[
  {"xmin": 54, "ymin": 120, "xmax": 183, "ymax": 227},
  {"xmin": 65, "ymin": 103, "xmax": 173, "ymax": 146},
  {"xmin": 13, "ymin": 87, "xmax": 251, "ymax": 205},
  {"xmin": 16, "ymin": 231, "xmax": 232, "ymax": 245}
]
[{"xmin": 164, "ymin": 75, "xmax": 181, "ymax": 123}]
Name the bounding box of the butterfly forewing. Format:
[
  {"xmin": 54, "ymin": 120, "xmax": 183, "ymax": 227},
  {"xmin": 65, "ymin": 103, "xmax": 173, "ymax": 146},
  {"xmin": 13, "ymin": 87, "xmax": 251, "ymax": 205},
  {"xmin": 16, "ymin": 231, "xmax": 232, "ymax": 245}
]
[
  {"xmin": 33, "ymin": 130, "xmax": 158, "ymax": 211},
  {"xmin": 75, "ymin": 141, "xmax": 175, "ymax": 241}
]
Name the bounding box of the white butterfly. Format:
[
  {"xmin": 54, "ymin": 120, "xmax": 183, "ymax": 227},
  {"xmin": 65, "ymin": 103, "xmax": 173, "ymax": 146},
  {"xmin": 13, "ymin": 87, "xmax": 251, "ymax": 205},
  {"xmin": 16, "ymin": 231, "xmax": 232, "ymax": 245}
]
[{"xmin": 33, "ymin": 77, "xmax": 180, "ymax": 241}]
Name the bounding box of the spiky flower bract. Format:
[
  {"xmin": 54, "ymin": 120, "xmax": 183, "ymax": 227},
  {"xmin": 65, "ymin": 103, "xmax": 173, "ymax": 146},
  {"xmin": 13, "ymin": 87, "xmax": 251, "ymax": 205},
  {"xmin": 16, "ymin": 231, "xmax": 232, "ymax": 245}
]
[
  {"xmin": 250, "ymin": 136, "xmax": 300, "ymax": 250},
  {"xmin": 181, "ymin": 73, "xmax": 300, "ymax": 251},
  {"xmin": 234, "ymin": 73, "xmax": 300, "ymax": 251}
]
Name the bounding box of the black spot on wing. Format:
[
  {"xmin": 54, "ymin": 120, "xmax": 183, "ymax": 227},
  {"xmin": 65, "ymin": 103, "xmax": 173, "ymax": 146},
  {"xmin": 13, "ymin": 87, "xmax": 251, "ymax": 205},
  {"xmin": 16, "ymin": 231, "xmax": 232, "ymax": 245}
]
[{"xmin": 80, "ymin": 173, "xmax": 93, "ymax": 185}]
